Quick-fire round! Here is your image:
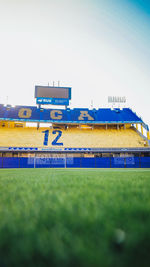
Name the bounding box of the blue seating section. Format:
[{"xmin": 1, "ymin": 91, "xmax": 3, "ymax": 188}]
[
  {"xmin": 0, "ymin": 104, "xmax": 143, "ymax": 124},
  {"xmin": 0, "ymin": 157, "xmax": 149, "ymax": 168}
]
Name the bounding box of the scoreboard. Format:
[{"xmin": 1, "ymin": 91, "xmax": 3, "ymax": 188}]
[{"xmin": 35, "ymin": 86, "xmax": 71, "ymax": 105}]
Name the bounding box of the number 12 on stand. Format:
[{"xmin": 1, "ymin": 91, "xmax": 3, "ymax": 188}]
[{"xmin": 42, "ymin": 130, "xmax": 63, "ymax": 146}]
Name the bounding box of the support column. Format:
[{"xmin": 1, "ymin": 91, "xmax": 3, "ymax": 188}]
[{"xmin": 141, "ymin": 124, "xmax": 143, "ymax": 135}]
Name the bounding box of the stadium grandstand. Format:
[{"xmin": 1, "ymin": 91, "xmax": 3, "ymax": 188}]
[{"xmin": 0, "ymin": 86, "xmax": 150, "ymax": 168}]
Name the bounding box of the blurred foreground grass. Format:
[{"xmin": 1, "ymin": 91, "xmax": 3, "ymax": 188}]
[{"xmin": 0, "ymin": 168, "xmax": 150, "ymax": 267}]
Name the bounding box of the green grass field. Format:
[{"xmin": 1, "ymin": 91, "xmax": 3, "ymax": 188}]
[{"xmin": 0, "ymin": 168, "xmax": 150, "ymax": 267}]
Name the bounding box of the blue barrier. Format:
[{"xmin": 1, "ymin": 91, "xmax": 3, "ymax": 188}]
[
  {"xmin": 3, "ymin": 157, "xmax": 19, "ymax": 168},
  {"xmin": 0, "ymin": 157, "xmax": 2, "ymax": 168},
  {"xmin": 48, "ymin": 158, "xmax": 65, "ymax": 168},
  {"xmin": 111, "ymin": 157, "xmax": 125, "ymax": 168},
  {"xmin": 126, "ymin": 157, "xmax": 140, "ymax": 168},
  {"xmin": 66, "ymin": 157, "xmax": 81, "ymax": 168},
  {"xmin": 141, "ymin": 157, "xmax": 150, "ymax": 168},
  {"xmin": 96, "ymin": 157, "xmax": 110, "ymax": 168},
  {"xmin": 0, "ymin": 157, "xmax": 150, "ymax": 168},
  {"xmin": 20, "ymin": 157, "xmax": 34, "ymax": 168},
  {"xmin": 81, "ymin": 158, "xmax": 95, "ymax": 168},
  {"xmin": 35, "ymin": 157, "xmax": 51, "ymax": 168}
]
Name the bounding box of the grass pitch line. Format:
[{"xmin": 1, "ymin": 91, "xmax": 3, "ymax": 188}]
[{"xmin": 0, "ymin": 168, "xmax": 150, "ymax": 172}]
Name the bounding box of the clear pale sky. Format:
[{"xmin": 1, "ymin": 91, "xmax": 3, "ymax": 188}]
[{"xmin": 0, "ymin": 0, "xmax": 150, "ymax": 126}]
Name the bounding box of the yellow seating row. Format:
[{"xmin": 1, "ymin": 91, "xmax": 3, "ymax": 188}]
[{"xmin": 0, "ymin": 127, "xmax": 147, "ymax": 148}]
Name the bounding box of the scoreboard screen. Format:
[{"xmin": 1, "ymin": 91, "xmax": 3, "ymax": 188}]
[{"xmin": 35, "ymin": 86, "xmax": 71, "ymax": 100}]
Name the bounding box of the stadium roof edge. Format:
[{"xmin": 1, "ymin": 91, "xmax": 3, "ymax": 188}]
[{"xmin": 0, "ymin": 118, "xmax": 143, "ymax": 124}]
